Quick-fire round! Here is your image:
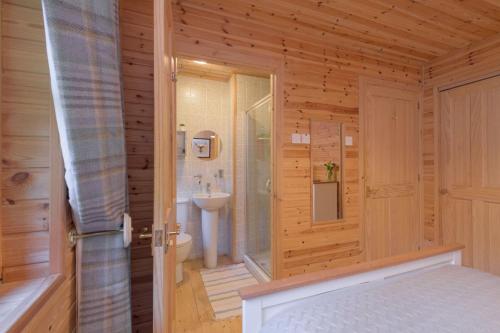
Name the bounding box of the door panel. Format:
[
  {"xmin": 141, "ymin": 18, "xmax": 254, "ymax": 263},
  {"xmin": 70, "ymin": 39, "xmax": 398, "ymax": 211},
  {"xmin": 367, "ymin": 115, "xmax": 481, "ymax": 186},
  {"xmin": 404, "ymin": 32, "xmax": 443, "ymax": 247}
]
[
  {"xmin": 362, "ymin": 79, "xmax": 422, "ymax": 261},
  {"xmin": 153, "ymin": 0, "xmax": 176, "ymax": 332},
  {"xmin": 441, "ymin": 197, "xmax": 473, "ymax": 266},
  {"xmin": 439, "ymin": 75, "xmax": 500, "ymax": 276}
]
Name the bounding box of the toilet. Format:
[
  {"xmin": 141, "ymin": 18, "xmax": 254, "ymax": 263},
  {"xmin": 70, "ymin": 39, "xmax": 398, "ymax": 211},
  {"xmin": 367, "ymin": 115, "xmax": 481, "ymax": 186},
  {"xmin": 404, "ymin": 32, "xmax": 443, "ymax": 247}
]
[{"xmin": 176, "ymin": 198, "xmax": 192, "ymax": 283}]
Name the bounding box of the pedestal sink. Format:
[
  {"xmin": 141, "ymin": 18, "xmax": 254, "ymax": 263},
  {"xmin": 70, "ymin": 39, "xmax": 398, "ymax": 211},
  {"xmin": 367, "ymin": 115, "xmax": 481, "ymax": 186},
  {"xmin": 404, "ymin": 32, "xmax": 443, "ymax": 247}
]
[{"xmin": 192, "ymin": 192, "xmax": 230, "ymax": 268}]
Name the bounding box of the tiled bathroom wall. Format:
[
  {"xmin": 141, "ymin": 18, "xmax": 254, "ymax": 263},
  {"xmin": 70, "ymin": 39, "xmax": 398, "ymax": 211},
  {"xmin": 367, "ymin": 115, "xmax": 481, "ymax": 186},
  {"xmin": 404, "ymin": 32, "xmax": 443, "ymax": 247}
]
[
  {"xmin": 176, "ymin": 75, "xmax": 232, "ymax": 259},
  {"xmin": 233, "ymin": 74, "xmax": 271, "ymax": 261}
]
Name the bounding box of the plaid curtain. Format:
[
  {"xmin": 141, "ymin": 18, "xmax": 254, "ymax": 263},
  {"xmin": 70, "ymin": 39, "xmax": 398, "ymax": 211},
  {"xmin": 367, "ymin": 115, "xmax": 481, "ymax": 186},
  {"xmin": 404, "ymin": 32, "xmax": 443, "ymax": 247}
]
[{"xmin": 41, "ymin": 0, "xmax": 131, "ymax": 332}]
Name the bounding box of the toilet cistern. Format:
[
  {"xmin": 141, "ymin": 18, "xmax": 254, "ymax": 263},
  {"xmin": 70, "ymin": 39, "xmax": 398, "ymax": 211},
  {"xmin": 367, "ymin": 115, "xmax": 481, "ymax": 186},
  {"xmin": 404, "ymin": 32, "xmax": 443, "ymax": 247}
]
[{"xmin": 192, "ymin": 192, "xmax": 230, "ymax": 268}]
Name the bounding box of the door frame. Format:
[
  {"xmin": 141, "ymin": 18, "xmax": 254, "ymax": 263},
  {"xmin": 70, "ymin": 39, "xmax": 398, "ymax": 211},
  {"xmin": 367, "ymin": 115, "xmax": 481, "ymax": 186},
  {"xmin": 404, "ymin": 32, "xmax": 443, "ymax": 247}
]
[
  {"xmin": 153, "ymin": 0, "xmax": 176, "ymax": 332},
  {"xmin": 174, "ymin": 43, "xmax": 285, "ymax": 280},
  {"xmin": 359, "ymin": 76, "xmax": 424, "ymax": 260}
]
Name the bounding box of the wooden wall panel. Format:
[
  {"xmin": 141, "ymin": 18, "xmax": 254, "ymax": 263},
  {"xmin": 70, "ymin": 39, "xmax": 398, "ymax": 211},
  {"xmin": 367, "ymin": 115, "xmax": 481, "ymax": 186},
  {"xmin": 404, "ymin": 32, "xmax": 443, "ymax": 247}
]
[
  {"xmin": 118, "ymin": 1, "xmax": 500, "ymax": 329},
  {"xmin": 120, "ymin": 0, "xmax": 155, "ymax": 331},
  {"xmin": 422, "ymin": 34, "xmax": 500, "ymax": 248},
  {"xmin": 1, "ymin": 0, "xmax": 52, "ymax": 282},
  {"xmin": 0, "ymin": 1, "xmax": 76, "ymax": 332},
  {"xmin": 171, "ymin": 0, "xmax": 424, "ymax": 279}
]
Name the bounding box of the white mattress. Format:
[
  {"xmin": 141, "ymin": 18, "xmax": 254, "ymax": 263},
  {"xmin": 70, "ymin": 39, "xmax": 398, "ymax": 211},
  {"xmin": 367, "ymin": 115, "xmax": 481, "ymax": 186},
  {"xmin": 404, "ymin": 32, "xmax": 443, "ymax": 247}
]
[{"xmin": 260, "ymin": 265, "xmax": 500, "ymax": 333}]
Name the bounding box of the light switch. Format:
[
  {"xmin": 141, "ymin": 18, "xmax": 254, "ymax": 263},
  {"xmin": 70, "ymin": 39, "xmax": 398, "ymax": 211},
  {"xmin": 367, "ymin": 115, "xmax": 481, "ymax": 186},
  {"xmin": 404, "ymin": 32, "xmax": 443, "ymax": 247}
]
[
  {"xmin": 291, "ymin": 133, "xmax": 301, "ymax": 144},
  {"xmin": 301, "ymin": 134, "xmax": 311, "ymax": 144},
  {"xmin": 345, "ymin": 136, "xmax": 353, "ymax": 146}
]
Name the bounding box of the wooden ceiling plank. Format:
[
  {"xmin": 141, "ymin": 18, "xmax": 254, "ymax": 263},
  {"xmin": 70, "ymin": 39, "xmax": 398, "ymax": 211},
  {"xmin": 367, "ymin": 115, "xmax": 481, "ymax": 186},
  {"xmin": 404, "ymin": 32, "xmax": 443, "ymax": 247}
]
[
  {"xmin": 175, "ymin": 6, "xmax": 423, "ymax": 75},
  {"xmin": 446, "ymin": 0, "xmax": 500, "ymax": 24},
  {"xmin": 261, "ymin": 0, "xmax": 448, "ymax": 55},
  {"xmin": 369, "ymin": 0, "xmax": 496, "ymax": 40},
  {"xmin": 414, "ymin": 0, "xmax": 500, "ymax": 31},
  {"xmin": 177, "ymin": 0, "xmax": 435, "ymax": 63},
  {"xmin": 286, "ymin": 0, "xmax": 451, "ymax": 53},
  {"xmin": 328, "ymin": 0, "xmax": 473, "ymax": 49},
  {"xmin": 175, "ymin": 21, "xmax": 421, "ymax": 81},
  {"xmin": 174, "ymin": 0, "xmax": 500, "ymax": 70},
  {"xmin": 174, "ymin": 25, "xmax": 421, "ymax": 83},
  {"xmin": 180, "ymin": 0, "xmax": 443, "ymax": 57},
  {"xmin": 176, "ymin": 0, "xmax": 431, "ymax": 65}
]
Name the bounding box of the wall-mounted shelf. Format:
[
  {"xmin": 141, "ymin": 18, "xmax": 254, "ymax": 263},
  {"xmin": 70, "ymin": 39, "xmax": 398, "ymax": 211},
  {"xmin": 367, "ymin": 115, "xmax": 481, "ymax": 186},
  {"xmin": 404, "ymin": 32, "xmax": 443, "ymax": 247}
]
[{"xmin": 177, "ymin": 130, "xmax": 186, "ymax": 158}]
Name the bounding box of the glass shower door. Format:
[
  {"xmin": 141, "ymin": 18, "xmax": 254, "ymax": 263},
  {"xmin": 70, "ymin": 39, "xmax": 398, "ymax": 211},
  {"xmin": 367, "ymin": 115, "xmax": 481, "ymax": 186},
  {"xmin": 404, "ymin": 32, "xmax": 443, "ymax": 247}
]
[{"xmin": 246, "ymin": 95, "xmax": 272, "ymax": 277}]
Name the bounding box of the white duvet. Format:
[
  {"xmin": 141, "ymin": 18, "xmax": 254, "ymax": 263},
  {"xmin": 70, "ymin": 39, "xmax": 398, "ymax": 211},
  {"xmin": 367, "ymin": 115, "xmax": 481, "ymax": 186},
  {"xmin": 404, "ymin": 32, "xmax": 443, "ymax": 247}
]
[{"xmin": 261, "ymin": 265, "xmax": 500, "ymax": 333}]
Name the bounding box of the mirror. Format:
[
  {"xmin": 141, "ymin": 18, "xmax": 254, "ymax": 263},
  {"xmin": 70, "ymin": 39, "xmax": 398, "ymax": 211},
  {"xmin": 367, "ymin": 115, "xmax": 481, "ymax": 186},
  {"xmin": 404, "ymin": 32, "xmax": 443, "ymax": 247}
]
[
  {"xmin": 310, "ymin": 120, "xmax": 343, "ymax": 223},
  {"xmin": 192, "ymin": 130, "xmax": 221, "ymax": 160}
]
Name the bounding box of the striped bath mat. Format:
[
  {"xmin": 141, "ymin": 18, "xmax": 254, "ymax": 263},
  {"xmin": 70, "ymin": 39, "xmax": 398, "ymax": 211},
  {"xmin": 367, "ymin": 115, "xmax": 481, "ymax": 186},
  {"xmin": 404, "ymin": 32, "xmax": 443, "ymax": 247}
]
[{"xmin": 200, "ymin": 263, "xmax": 259, "ymax": 319}]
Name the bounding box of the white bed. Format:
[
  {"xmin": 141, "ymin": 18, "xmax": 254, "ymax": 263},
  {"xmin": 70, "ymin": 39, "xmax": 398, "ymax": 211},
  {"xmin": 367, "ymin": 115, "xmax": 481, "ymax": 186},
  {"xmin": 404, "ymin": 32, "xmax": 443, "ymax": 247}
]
[{"xmin": 238, "ymin": 244, "xmax": 500, "ymax": 332}]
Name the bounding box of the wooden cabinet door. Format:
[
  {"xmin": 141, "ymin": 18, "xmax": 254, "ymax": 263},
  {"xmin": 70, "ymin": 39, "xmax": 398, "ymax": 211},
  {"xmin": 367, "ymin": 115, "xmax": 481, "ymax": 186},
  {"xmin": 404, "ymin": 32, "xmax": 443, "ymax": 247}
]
[
  {"xmin": 361, "ymin": 79, "xmax": 422, "ymax": 261},
  {"xmin": 439, "ymin": 76, "xmax": 500, "ymax": 275}
]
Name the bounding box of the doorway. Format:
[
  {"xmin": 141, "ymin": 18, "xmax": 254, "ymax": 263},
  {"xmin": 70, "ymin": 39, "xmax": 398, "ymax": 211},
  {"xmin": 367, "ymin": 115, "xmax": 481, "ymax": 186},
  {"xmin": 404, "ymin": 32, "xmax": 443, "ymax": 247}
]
[{"xmin": 173, "ymin": 57, "xmax": 275, "ymax": 331}]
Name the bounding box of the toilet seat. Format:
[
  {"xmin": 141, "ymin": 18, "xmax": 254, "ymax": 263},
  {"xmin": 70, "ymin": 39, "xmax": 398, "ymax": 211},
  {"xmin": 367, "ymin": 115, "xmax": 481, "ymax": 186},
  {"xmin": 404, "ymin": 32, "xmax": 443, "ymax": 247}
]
[{"xmin": 177, "ymin": 233, "xmax": 192, "ymax": 247}]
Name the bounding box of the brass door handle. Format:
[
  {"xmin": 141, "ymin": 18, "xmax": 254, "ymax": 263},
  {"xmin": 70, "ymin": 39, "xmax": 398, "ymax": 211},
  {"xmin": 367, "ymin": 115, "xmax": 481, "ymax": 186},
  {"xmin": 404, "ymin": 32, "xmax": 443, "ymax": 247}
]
[{"xmin": 139, "ymin": 227, "xmax": 152, "ymax": 239}]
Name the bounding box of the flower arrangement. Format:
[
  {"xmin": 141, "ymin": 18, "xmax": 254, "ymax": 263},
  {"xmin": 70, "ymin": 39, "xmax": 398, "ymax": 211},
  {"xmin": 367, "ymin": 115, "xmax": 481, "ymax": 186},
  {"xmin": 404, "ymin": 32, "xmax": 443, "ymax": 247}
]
[{"xmin": 324, "ymin": 161, "xmax": 338, "ymax": 181}]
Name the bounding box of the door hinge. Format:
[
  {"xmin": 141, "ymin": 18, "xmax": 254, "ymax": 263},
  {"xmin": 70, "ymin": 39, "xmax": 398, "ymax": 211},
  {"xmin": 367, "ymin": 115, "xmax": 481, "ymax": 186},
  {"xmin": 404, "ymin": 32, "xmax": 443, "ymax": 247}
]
[{"xmin": 171, "ymin": 72, "xmax": 177, "ymax": 82}]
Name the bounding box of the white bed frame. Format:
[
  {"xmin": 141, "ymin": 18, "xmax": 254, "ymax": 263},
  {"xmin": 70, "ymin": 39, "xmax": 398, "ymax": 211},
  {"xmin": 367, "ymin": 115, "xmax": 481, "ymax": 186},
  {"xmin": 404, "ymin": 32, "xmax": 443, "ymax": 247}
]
[{"xmin": 239, "ymin": 244, "xmax": 463, "ymax": 333}]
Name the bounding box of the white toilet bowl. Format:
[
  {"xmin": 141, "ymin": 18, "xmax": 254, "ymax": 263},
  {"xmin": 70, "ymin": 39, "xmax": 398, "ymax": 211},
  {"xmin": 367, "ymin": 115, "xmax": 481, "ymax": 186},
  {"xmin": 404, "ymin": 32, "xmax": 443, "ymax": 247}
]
[{"xmin": 176, "ymin": 232, "xmax": 192, "ymax": 283}]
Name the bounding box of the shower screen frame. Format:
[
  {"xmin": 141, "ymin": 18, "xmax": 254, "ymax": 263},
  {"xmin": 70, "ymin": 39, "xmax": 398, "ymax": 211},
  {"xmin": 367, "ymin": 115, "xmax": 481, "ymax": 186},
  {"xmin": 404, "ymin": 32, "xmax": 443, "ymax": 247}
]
[{"xmin": 245, "ymin": 94, "xmax": 274, "ymax": 278}]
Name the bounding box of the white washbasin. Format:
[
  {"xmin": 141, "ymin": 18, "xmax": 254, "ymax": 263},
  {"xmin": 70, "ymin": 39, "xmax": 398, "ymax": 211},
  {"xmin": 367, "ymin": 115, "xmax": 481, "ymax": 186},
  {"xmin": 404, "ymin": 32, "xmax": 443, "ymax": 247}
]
[
  {"xmin": 192, "ymin": 192, "xmax": 231, "ymax": 268},
  {"xmin": 192, "ymin": 192, "xmax": 230, "ymax": 211}
]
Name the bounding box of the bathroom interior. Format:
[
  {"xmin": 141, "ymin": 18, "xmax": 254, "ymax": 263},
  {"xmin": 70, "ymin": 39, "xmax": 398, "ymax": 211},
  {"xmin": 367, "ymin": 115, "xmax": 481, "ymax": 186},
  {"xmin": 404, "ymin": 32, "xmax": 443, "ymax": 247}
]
[{"xmin": 174, "ymin": 58, "xmax": 274, "ymax": 323}]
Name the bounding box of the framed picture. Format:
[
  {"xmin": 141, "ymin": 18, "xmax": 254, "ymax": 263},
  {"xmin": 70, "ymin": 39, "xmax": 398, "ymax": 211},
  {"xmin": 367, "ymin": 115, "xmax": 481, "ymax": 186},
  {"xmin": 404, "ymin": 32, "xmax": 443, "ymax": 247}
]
[{"xmin": 192, "ymin": 137, "xmax": 211, "ymax": 158}]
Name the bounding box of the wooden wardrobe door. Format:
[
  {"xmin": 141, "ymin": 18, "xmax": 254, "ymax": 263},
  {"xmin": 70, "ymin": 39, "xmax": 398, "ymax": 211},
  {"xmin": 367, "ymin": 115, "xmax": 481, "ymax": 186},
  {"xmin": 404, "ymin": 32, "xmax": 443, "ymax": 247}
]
[
  {"xmin": 362, "ymin": 79, "xmax": 422, "ymax": 261},
  {"xmin": 440, "ymin": 76, "xmax": 500, "ymax": 275}
]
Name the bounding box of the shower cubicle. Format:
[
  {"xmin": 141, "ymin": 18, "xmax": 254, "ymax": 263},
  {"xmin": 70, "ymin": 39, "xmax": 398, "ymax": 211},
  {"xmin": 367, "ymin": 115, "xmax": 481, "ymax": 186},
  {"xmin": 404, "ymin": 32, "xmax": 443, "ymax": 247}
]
[{"xmin": 245, "ymin": 94, "xmax": 273, "ymax": 279}]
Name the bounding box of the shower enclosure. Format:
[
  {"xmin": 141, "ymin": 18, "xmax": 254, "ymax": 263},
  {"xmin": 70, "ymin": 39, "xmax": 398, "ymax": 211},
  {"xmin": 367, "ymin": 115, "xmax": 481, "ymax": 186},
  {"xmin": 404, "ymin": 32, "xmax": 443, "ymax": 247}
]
[{"xmin": 245, "ymin": 94, "xmax": 273, "ymax": 278}]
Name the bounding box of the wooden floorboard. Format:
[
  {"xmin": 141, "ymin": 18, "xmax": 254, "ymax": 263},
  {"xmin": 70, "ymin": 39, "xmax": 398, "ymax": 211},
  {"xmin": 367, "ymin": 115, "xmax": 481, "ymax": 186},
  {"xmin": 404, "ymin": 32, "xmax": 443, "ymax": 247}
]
[{"xmin": 175, "ymin": 256, "xmax": 242, "ymax": 333}]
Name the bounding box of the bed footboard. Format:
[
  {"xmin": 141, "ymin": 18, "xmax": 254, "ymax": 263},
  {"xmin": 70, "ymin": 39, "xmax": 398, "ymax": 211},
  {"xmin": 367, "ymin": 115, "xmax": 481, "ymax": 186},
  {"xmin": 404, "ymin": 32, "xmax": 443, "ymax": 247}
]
[{"xmin": 239, "ymin": 244, "xmax": 464, "ymax": 333}]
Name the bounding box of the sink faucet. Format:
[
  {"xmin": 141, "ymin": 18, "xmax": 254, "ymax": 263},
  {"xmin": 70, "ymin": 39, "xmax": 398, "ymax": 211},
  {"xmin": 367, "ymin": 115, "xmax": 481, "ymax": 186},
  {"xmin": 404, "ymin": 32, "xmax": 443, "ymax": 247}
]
[{"xmin": 206, "ymin": 182, "xmax": 212, "ymax": 196}]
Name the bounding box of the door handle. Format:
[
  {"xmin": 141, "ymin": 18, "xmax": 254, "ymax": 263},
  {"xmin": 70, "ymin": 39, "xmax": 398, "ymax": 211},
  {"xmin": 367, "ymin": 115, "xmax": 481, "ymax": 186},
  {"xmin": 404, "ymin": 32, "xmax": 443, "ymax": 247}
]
[
  {"xmin": 139, "ymin": 228, "xmax": 178, "ymax": 239},
  {"xmin": 139, "ymin": 227, "xmax": 152, "ymax": 239}
]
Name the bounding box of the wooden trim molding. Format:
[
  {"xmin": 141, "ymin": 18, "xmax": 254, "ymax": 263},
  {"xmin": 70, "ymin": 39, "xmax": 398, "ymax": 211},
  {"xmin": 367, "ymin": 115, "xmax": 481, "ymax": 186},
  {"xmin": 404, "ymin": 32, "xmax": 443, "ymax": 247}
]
[
  {"xmin": 0, "ymin": 274, "xmax": 64, "ymax": 332},
  {"xmin": 239, "ymin": 243, "xmax": 464, "ymax": 300}
]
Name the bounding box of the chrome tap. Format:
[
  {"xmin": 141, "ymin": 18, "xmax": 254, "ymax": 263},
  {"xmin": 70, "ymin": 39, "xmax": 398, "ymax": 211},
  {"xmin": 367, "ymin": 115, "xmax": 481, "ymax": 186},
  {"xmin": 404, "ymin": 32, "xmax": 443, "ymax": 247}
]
[{"xmin": 206, "ymin": 182, "xmax": 212, "ymax": 196}]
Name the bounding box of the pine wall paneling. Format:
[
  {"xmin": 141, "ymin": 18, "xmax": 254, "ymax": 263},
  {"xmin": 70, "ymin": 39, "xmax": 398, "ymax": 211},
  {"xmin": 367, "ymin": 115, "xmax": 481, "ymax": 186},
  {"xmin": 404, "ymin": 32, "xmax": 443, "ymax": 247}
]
[
  {"xmin": 120, "ymin": 0, "xmax": 500, "ymax": 329},
  {"xmin": 173, "ymin": 0, "xmax": 423, "ymax": 278},
  {"xmin": 0, "ymin": 0, "xmax": 76, "ymax": 331},
  {"xmin": 120, "ymin": 0, "xmax": 155, "ymax": 331},
  {"xmin": 1, "ymin": 0, "xmax": 51, "ymax": 280}
]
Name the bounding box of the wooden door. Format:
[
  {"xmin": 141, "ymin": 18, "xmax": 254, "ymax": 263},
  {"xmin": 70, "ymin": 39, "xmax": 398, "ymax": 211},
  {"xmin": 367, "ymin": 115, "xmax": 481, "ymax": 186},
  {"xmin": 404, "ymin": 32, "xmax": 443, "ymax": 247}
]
[
  {"xmin": 153, "ymin": 0, "xmax": 176, "ymax": 332},
  {"xmin": 439, "ymin": 76, "xmax": 500, "ymax": 275},
  {"xmin": 361, "ymin": 79, "xmax": 422, "ymax": 261}
]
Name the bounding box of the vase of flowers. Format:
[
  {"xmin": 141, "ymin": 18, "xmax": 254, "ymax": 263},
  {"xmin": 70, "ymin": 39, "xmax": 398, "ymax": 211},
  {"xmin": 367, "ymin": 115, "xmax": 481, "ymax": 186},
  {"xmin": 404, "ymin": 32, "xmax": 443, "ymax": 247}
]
[{"xmin": 324, "ymin": 161, "xmax": 338, "ymax": 182}]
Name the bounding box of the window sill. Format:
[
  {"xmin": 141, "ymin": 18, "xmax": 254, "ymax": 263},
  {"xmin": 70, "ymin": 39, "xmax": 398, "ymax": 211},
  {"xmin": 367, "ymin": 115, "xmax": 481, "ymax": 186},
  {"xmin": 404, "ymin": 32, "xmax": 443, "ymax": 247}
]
[{"xmin": 0, "ymin": 274, "xmax": 64, "ymax": 332}]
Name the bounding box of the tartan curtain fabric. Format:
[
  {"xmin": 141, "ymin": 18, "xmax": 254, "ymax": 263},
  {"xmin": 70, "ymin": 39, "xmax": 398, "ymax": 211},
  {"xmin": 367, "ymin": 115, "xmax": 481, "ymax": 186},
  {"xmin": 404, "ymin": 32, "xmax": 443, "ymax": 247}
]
[{"xmin": 41, "ymin": 0, "xmax": 131, "ymax": 331}]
